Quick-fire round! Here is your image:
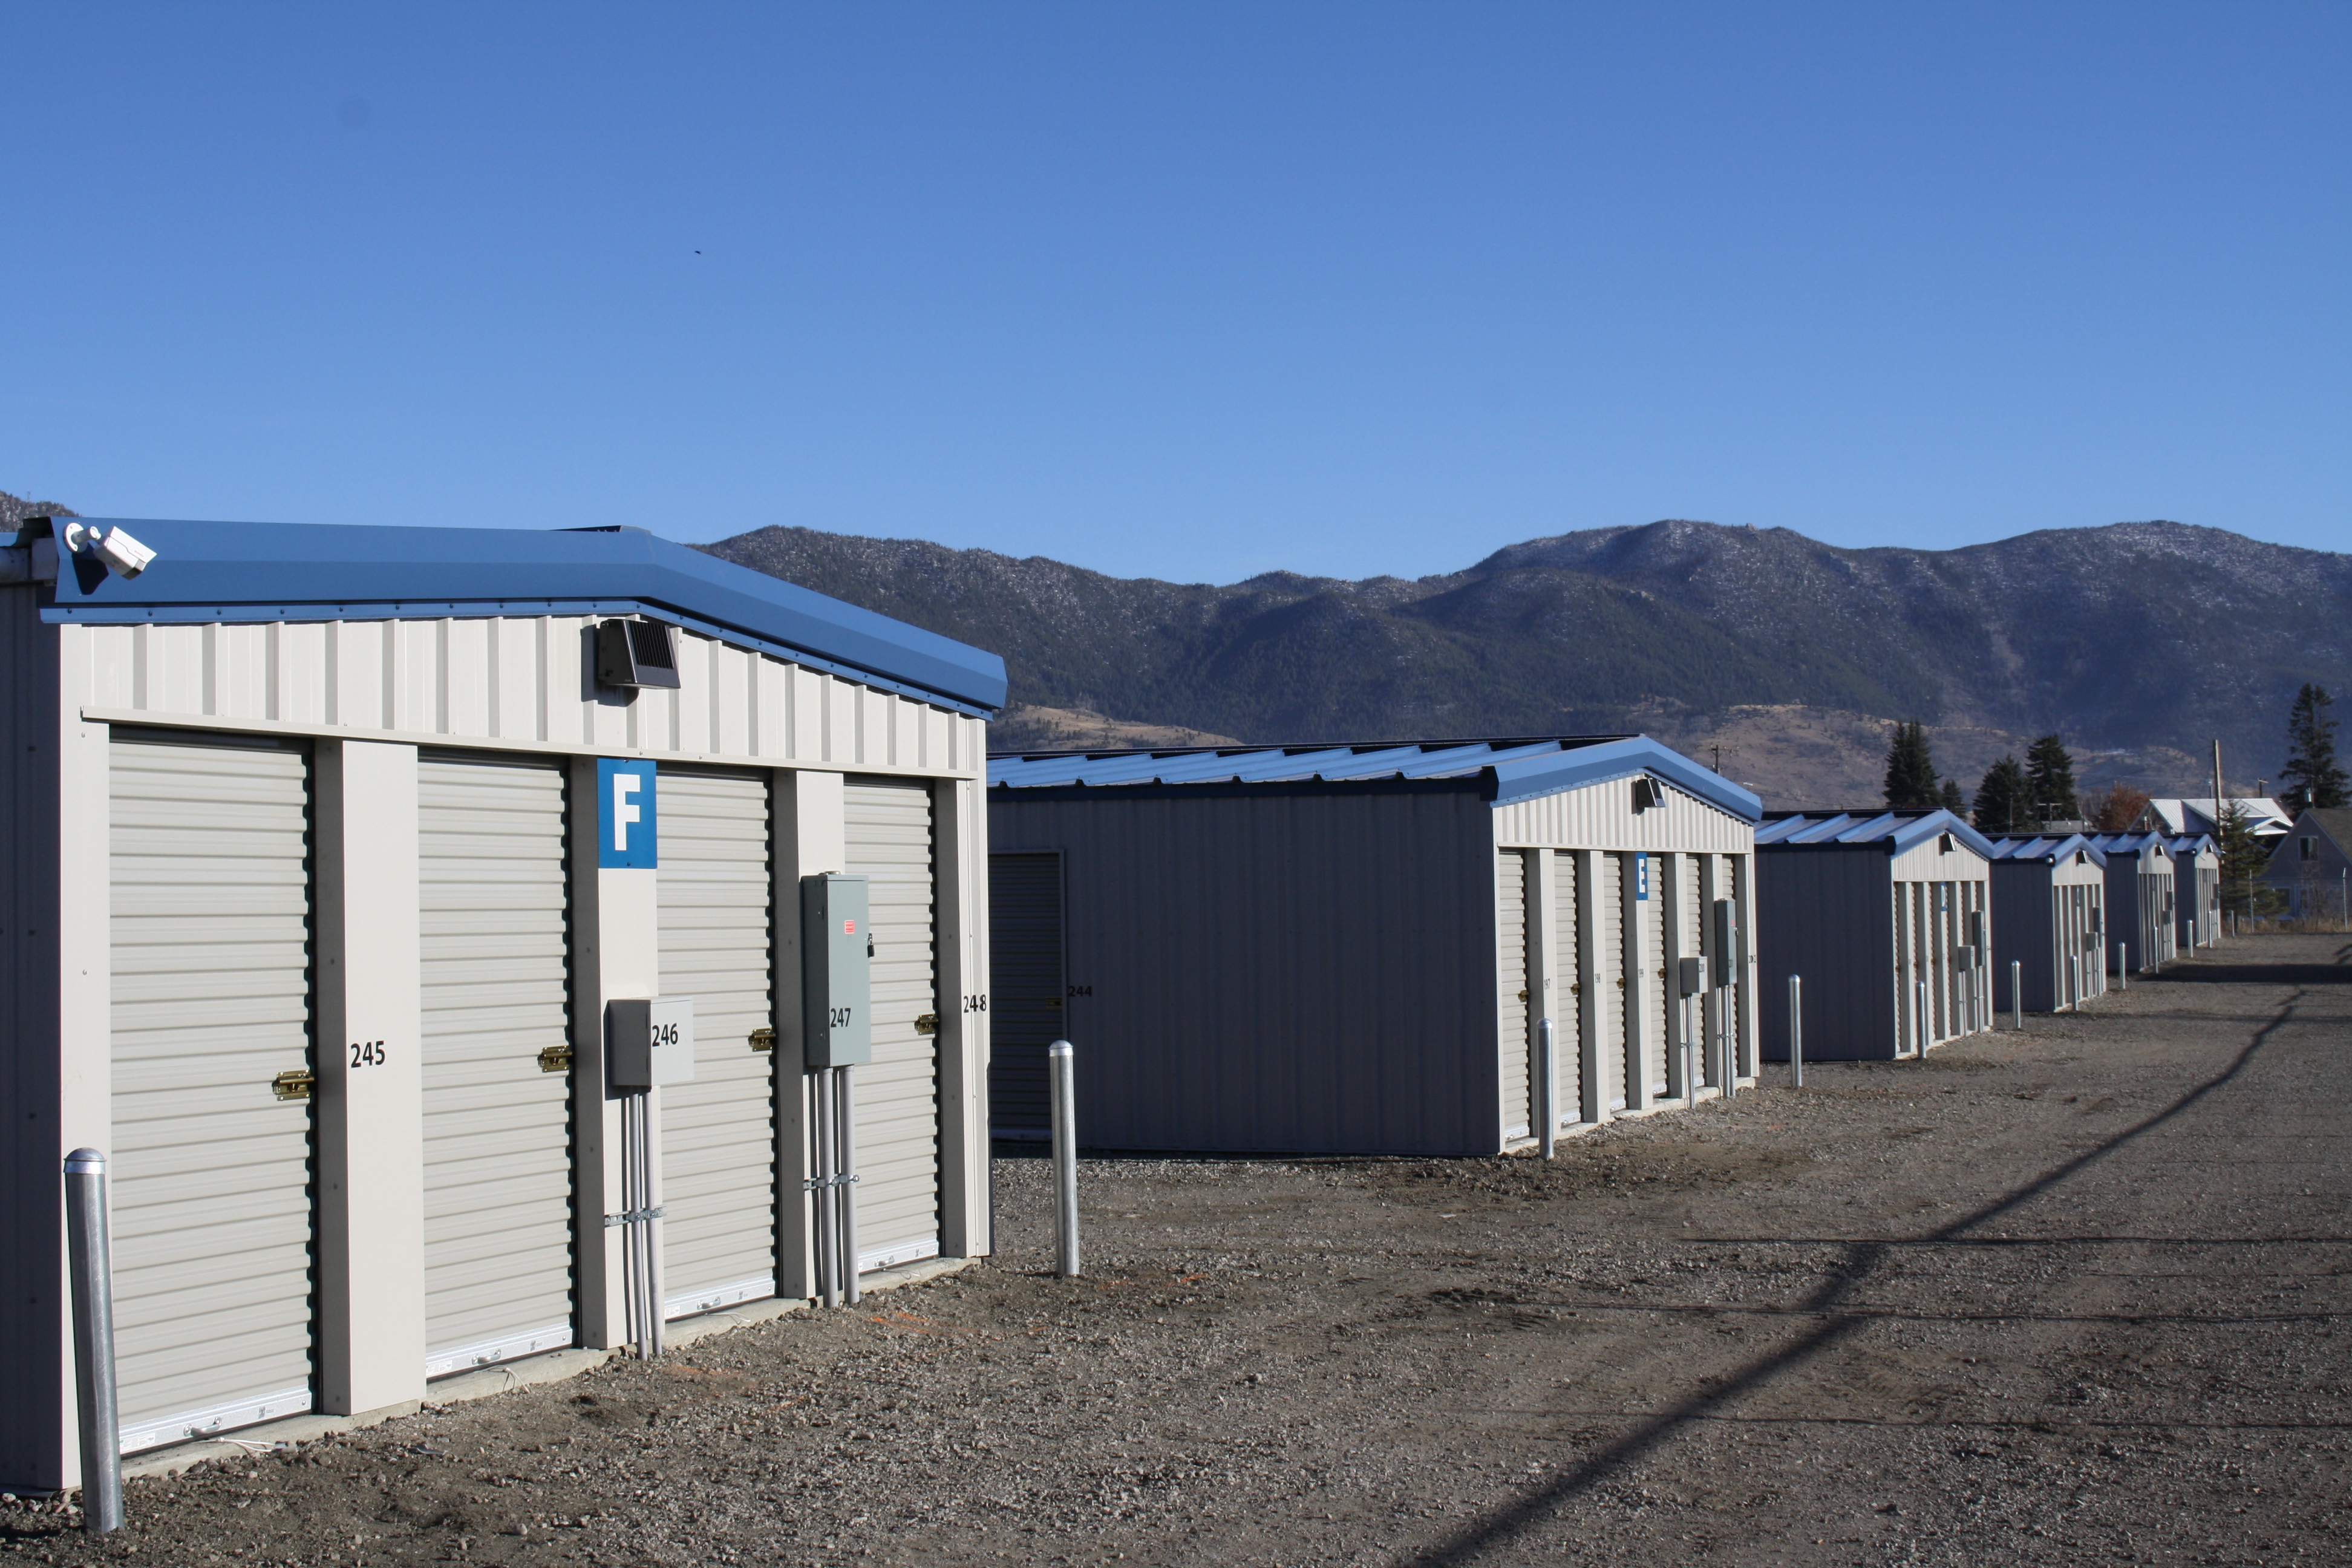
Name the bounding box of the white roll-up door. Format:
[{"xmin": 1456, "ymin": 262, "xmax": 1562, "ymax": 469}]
[
  {"xmin": 1639, "ymin": 861, "xmax": 1667, "ymax": 1096},
  {"xmin": 419, "ymin": 753, "xmax": 575, "ymax": 1376},
  {"xmin": 845, "ymin": 778, "xmax": 941, "ymax": 1273},
  {"xmin": 987, "ymin": 852, "xmax": 1063, "ymax": 1138},
  {"xmin": 1596, "ymin": 854, "xmax": 1625, "ymax": 1111},
  {"xmin": 1551, "ymin": 852, "xmax": 1583, "ymax": 1126},
  {"xmin": 109, "ymin": 733, "xmax": 318, "ymax": 1452},
  {"xmin": 658, "ymin": 768, "xmax": 777, "ymax": 1319},
  {"xmin": 1496, "ymin": 849, "xmax": 1530, "ymax": 1140}
]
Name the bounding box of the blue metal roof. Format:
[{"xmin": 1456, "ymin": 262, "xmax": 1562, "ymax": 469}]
[
  {"xmin": 987, "ymin": 734, "xmax": 1763, "ymax": 822},
  {"xmin": 1755, "ymin": 808, "xmax": 1996, "ymax": 858},
  {"xmin": 2086, "ymin": 832, "xmax": 2174, "ymax": 862},
  {"xmin": 34, "ymin": 517, "xmax": 1008, "ymax": 715},
  {"xmin": 1985, "ymin": 834, "xmax": 2107, "ymax": 866}
]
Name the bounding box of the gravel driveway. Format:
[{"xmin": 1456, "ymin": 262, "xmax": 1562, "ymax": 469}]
[{"xmin": 5, "ymin": 933, "xmax": 2347, "ymax": 1567}]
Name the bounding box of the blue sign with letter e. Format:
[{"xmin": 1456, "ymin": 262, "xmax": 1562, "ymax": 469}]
[
  {"xmin": 1634, "ymin": 851, "xmax": 1650, "ymax": 901},
  {"xmin": 598, "ymin": 759, "xmax": 658, "ymax": 868}
]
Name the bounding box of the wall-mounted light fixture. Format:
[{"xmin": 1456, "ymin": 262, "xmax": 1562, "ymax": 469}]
[{"xmin": 596, "ymin": 618, "xmax": 682, "ymax": 690}]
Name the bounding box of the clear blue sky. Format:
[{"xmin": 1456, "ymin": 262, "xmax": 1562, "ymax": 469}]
[{"xmin": 8, "ymin": 2, "xmax": 2345, "ymax": 583}]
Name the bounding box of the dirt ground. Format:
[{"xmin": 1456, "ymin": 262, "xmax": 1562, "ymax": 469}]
[{"xmin": 5, "ymin": 933, "xmax": 2347, "ymax": 1567}]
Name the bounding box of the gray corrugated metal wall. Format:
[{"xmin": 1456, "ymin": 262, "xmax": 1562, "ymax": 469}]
[
  {"xmin": 844, "ymin": 777, "xmax": 941, "ymax": 1273},
  {"xmin": 1757, "ymin": 847, "xmax": 1897, "ymax": 1061},
  {"xmin": 417, "ymin": 753, "xmax": 577, "ymax": 1376},
  {"xmin": 0, "ymin": 587, "xmax": 61, "ymax": 1484},
  {"xmin": 109, "ymin": 732, "xmax": 318, "ymax": 1451},
  {"xmin": 656, "ymin": 767, "xmax": 777, "ymax": 1319},
  {"xmin": 990, "ymin": 786, "xmax": 1501, "ymax": 1156},
  {"xmin": 1990, "ymin": 861, "xmax": 2056, "ymax": 1012},
  {"xmin": 985, "ymin": 852, "xmax": 1063, "ymax": 1137}
]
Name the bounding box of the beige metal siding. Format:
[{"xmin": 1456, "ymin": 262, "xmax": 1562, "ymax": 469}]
[
  {"xmin": 419, "ymin": 753, "xmax": 575, "ymax": 1374},
  {"xmin": 844, "ymin": 778, "xmax": 941, "ymax": 1272},
  {"xmin": 1491, "ymin": 776, "xmax": 1751, "ymax": 853},
  {"xmin": 657, "ymin": 768, "xmax": 777, "ymax": 1319},
  {"xmin": 986, "ymin": 852, "xmax": 1063, "ymax": 1137},
  {"xmin": 71, "ymin": 619, "xmax": 984, "ymax": 782},
  {"xmin": 1595, "ymin": 853, "xmax": 1626, "ymax": 1109},
  {"xmin": 1497, "ymin": 850, "xmax": 1530, "ymax": 1139},
  {"xmin": 109, "ymin": 733, "xmax": 318, "ymax": 1451}
]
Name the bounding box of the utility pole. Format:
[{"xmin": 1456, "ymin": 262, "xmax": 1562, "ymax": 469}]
[{"xmin": 2212, "ymin": 739, "xmax": 2224, "ymax": 836}]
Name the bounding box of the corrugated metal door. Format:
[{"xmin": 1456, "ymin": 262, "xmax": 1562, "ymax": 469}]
[
  {"xmin": 1639, "ymin": 865, "xmax": 1667, "ymax": 1096},
  {"xmin": 1549, "ymin": 852, "xmax": 1582, "ymax": 1126},
  {"xmin": 658, "ymin": 768, "xmax": 777, "ymax": 1319},
  {"xmin": 419, "ymin": 753, "xmax": 575, "ymax": 1376},
  {"xmin": 1596, "ymin": 854, "xmax": 1625, "ymax": 1110},
  {"xmin": 845, "ymin": 778, "xmax": 941, "ymax": 1273},
  {"xmin": 987, "ymin": 852, "xmax": 1063, "ymax": 1138},
  {"xmin": 109, "ymin": 733, "xmax": 318, "ymax": 1452},
  {"xmin": 1497, "ymin": 850, "xmax": 1530, "ymax": 1140}
]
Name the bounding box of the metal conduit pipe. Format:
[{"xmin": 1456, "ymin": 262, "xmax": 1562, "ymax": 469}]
[
  {"xmin": 65, "ymin": 1149, "xmax": 122, "ymax": 1535},
  {"xmin": 837, "ymin": 1066, "xmax": 861, "ymax": 1308}
]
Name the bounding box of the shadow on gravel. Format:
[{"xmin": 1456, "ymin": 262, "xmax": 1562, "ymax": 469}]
[{"xmin": 1401, "ymin": 983, "xmax": 2321, "ymax": 1568}]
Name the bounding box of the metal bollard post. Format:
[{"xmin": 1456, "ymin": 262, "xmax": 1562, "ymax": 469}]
[
  {"xmin": 1049, "ymin": 1040, "xmax": 1080, "ymax": 1278},
  {"xmin": 64, "ymin": 1150, "xmax": 122, "ymax": 1536},
  {"xmin": 1788, "ymin": 975, "xmax": 1803, "ymax": 1088},
  {"xmin": 1535, "ymin": 1018, "xmax": 1557, "ymax": 1157},
  {"xmin": 2117, "ymin": 942, "xmax": 2127, "ymax": 991}
]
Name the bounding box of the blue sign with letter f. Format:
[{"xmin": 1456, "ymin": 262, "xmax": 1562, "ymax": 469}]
[{"xmin": 598, "ymin": 758, "xmax": 658, "ymax": 868}]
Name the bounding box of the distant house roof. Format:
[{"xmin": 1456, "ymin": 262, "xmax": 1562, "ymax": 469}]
[
  {"xmin": 31, "ymin": 515, "xmax": 1009, "ymax": 715},
  {"xmin": 2141, "ymin": 797, "xmax": 2290, "ymax": 838},
  {"xmin": 1753, "ymin": 808, "xmax": 1994, "ymax": 858},
  {"xmin": 1985, "ymin": 834, "xmax": 2107, "ymax": 867},
  {"xmin": 987, "ymin": 734, "xmax": 1763, "ymax": 822},
  {"xmin": 2087, "ymin": 831, "xmax": 2180, "ymax": 860}
]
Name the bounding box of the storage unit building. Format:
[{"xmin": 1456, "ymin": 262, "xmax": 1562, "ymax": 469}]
[
  {"xmin": 985, "ymin": 737, "xmax": 1762, "ymax": 1157},
  {"xmin": 1985, "ymin": 835, "xmax": 2108, "ymax": 1014},
  {"xmin": 2, "ymin": 515, "xmax": 1005, "ymax": 1490},
  {"xmin": 2087, "ymin": 833, "xmax": 2176, "ymax": 973},
  {"xmin": 2167, "ymin": 834, "xmax": 2220, "ymax": 952},
  {"xmin": 1755, "ymin": 810, "xmax": 1994, "ymax": 1062}
]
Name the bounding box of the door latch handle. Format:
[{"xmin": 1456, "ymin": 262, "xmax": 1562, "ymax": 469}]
[
  {"xmin": 272, "ymin": 1069, "xmax": 315, "ymax": 1102},
  {"xmin": 914, "ymin": 1013, "xmax": 939, "ymax": 1036},
  {"xmin": 748, "ymin": 1027, "xmax": 777, "ymax": 1052},
  {"xmin": 537, "ymin": 1046, "xmax": 573, "ymax": 1074}
]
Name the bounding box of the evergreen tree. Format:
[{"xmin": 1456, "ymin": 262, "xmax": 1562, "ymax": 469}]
[
  {"xmin": 1972, "ymin": 755, "xmax": 2030, "ymax": 835},
  {"xmin": 1939, "ymin": 777, "xmax": 1965, "ymax": 814},
  {"xmin": 2024, "ymin": 734, "xmax": 2079, "ymax": 825},
  {"xmin": 1883, "ymin": 720, "xmax": 1939, "ymax": 809},
  {"xmin": 2279, "ymin": 683, "xmax": 2349, "ymax": 814},
  {"xmin": 2215, "ymin": 800, "xmax": 2279, "ymax": 917}
]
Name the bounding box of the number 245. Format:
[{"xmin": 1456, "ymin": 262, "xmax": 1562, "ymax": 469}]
[{"xmin": 350, "ymin": 1040, "xmax": 387, "ymax": 1068}]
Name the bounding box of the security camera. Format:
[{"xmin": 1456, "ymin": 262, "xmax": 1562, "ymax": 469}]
[{"xmin": 61, "ymin": 522, "xmax": 158, "ymax": 579}]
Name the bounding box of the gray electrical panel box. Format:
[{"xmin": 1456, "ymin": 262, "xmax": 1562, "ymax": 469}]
[
  {"xmin": 1710, "ymin": 898, "xmax": 1738, "ymax": 988},
  {"xmin": 1676, "ymin": 956, "xmax": 1703, "ymax": 998},
  {"xmin": 609, "ymin": 996, "xmax": 696, "ymax": 1087},
  {"xmin": 802, "ymin": 873, "xmax": 872, "ymax": 1067}
]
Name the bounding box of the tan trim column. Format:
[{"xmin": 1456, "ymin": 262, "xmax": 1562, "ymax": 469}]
[
  {"xmin": 315, "ymin": 740, "xmax": 425, "ymax": 1416},
  {"xmin": 772, "ymin": 769, "xmax": 844, "ymax": 1303},
  {"xmin": 1736, "ymin": 851, "xmax": 1760, "ymax": 1081},
  {"xmin": 569, "ymin": 757, "xmax": 659, "ymax": 1350},
  {"xmin": 933, "ymin": 776, "xmax": 990, "ymax": 1259}
]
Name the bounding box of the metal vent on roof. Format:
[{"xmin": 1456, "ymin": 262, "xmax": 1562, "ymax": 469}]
[
  {"xmin": 1632, "ymin": 777, "xmax": 1664, "ymax": 811},
  {"xmin": 596, "ymin": 618, "xmax": 682, "ymax": 690}
]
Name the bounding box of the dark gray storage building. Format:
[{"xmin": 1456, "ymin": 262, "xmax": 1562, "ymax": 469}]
[
  {"xmin": 1756, "ymin": 809, "xmax": 1994, "ymax": 1062},
  {"xmin": 2167, "ymin": 834, "xmax": 2220, "ymax": 951},
  {"xmin": 986, "ymin": 737, "xmax": 1762, "ymax": 1157},
  {"xmin": 1985, "ymin": 835, "xmax": 2108, "ymax": 1014},
  {"xmin": 2087, "ymin": 833, "xmax": 2176, "ymax": 974}
]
